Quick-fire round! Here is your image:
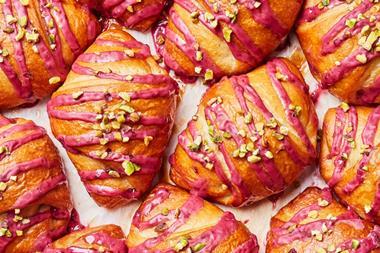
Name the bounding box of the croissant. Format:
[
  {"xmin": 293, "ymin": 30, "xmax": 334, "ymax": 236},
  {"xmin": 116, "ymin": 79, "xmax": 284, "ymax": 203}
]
[
  {"xmin": 127, "ymin": 184, "xmax": 259, "ymax": 253},
  {"xmin": 320, "ymin": 104, "xmax": 380, "ymax": 225},
  {"xmin": 296, "ymin": 0, "xmax": 380, "ymax": 105},
  {"xmin": 0, "ymin": 0, "xmax": 100, "ymax": 109},
  {"xmin": 266, "ymin": 187, "xmax": 380, "ymax": 252},
  {"xmin": 0, "ymin": 115, "xmax": 72, "ymax": 252},
  {"xmin": 154, "ymin": 0, "xmax": 303, "ymax": 82},
  {"xmin": 170, "ymin": 58, "xmax": 318, "ymax": 207},
  {"xmin": 47, "ymin": 24, "xmax": 178, "ymax": 209},
  {"xmin": 85, "ymin": 0, "xmax": 167, "ymax": 31},
  {"xmin": 44, "ymin": 224, "xmax": 127, "ymax": 252}
]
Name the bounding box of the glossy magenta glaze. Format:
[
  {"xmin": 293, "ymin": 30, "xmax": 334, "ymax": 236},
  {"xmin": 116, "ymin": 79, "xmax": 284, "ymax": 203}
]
[
  {"xmin": 0, "ymin": 0, "xmax": 96, "ymax": 101},
  {"xmin": 328, "ymin": 107, "xmax": 358, "ymax": 187}
]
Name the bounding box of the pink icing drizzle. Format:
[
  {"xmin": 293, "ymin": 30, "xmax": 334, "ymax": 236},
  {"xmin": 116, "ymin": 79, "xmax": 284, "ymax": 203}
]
[
  {"xmin": 328, "ymin": 107, "xmax": 358, "ymax": 187},
  {"xmin": 129, "ymin": 194, "xmax": 204, "ymax": 252},
  {"xmin": 0, "ymin": 208, "xmax": 70, "ymax": 251},
  {"xmin": 266, "ymin": 59, "xmax": 317, "ymax": 159},
  {"xmin": 343, "ymin": 106, "xmax": 380, "ymax": 194}
]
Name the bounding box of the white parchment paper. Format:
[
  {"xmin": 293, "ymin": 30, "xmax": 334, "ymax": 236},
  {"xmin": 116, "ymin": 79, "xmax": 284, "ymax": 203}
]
[{"xmin": 3, "ymin": 30, "xmax": 342, "ymax": 252}]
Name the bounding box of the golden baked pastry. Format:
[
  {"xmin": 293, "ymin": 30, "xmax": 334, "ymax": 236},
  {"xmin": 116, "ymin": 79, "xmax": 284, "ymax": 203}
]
[
  {"xmin": 0, "ymin": 0, "xmax": 100, "ymax": 109},
  {"xmin": 154, "ymin": 0, "xmax": 303, "ymax": 82},
  {"xmin": 170, "ymin": 58, "xmax": 318, "ymax": 207},
  {"xmin": 127, "ymin": 184, "xmax": 259, "ymax": 253},
  {"xmin": 44, "ymin": 225, "xmax": 127, "ymax": 252},
  {"xmin": 297, "ymin": 0, "xmax": 380, "ymax": 105},
  {"xmin": 86, "ymin": 0, "xmax": 167, "ymax": 31},
  {"xmin": 47, "ymin": 24, "xmax": 178, "ymax": 209},
  {"xmin": 266, "ymin": 187, "xmax": 380, "ymax": 252},
  {"xmin": 320, "ymin": 104, "xmax": 380, "ymax": 224},
  {"xmin": 0, "ymin": 115, "xmax": 72, "ymax": 252}
]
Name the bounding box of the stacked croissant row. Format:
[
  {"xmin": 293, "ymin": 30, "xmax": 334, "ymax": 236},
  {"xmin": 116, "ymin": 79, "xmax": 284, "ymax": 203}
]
[{"xmin": 0, "ymin": 0, "xmax": 378, "ymax": 252}]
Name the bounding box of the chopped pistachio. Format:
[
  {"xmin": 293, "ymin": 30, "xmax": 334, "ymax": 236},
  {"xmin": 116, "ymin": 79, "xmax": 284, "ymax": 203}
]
[
  {"xmin": 247, "ymin": 154, "xmax": 261, "ymax": 163},
  {"xmin": 345, "ymin": 18, "xmax": 357, "ymax": 28},
  {"xmin": 355, "ymin": 54, "xmax": 367, "ymax": 64},
  {"xmin": 195, "ymin": 51, "xmax": 203, "ymax": 61},
  {"xmin": 127, "ymin": 5, "xmax": 134, "ymax": 12},
  {"xmin": 20, "ymin": 0, "xmax": 29, "ymax": 5},
  {"xmin": 192, "ymin": 242, "xmax": 206, "ymax": 252},
  {"xmin": 120, "ymin": 104, "xmax": 135, "ymax": 113},
  {"xmin": 194, "ymin": 66, "xmax": 202, "ymax": 74},
  {"xmin": 351, "ymin": 239, "xmax": 360, "ymax": 249},
  {"xmin": 161, "ymin": 207, "xmax": 169, "ymax": 216},
  {"xmin": 49, "ymin": 76, "xmax": 61, "ymax": 85},
  {"xmin": 122, "ymin": 161, "xmax": 141, "ymax": 176},
  {"xmin": 174, "ymin": 237, "xmax": 188, "ymax": 252},
  {"xmin": 124, "ymin": 49, "xmax": 135, "ymax": 57},
  {"xmin": 308, "ymin": 210, "xmax": 319, "ymax": 219},
  {"xmin": 318, "ymin": 198, "xmax": 330, "ymax": 207},
  {"xmin": 0, "ymin": 182, "xmax": 7, "ymax": 192},
  {"xmin": 18, "ymin": 16, "xmax": 27, "ymax": 28},
  {"xmin": 144, "ymin": 136, "xmax": 153, "ymax": 146},
  {"xmin": 223, "ymin": 27, "xmax": 233, "ymax": 42},
  {"xmin": 119, "ymin": 92, "xmax": 131, "ymax": 102},
  {"xmin": 264, "ymin": 151, "xmax": 274, "ymax": 159},
  {"xmin": 72, "ymin": 91, "xmax": 84, "ymax": 100},
  {"xmin": 340, "ymin": 102, "xmax": 350, "ymax": 112},
  {"xmin": 321, "ymin": 0, "xmax": 330, "ymax": 6},
  {"xmin": 365, "ymin": 205, "xmax": 372, "ymax": 213},
  {"xmin": 244, "ymin": 113, "xmax": 253, "ymax": 124},
  {"xmin": 108, "ymin": 170, "xmax": 120, "ymax": 178},
  {"xmin": 204, "ymin": 69, "xmax": 214, "ymax": 81}
]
